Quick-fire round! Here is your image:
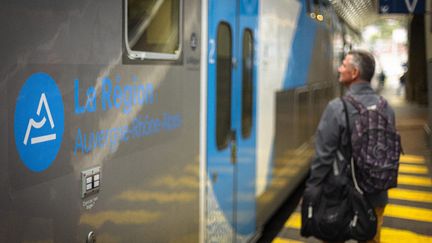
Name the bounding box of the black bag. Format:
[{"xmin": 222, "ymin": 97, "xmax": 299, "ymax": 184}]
[
  {"xmin": 300, "ymin": 98, "xmax": 377, "ymax": 241},
  {"xmin": 300, "ymin": 153, "xmax": 377, "ymax": 241},
  {"xmin": 300, "ymin": 155, "xmax": 351, "ymax": 241}
]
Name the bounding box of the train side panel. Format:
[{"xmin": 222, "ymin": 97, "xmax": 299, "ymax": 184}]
[
  {"xmin": 0, "ymin": 0, "xmax": 347, "ymax": 242},
  {"xmin": 255, "ymin": 0, "xmax": 341, "ymax": 228},
  {"xmin": 0, "ymin": 0, "xmax": 202, "ymax": 242}
]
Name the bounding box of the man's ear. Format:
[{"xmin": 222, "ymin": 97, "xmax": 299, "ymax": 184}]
[{"xmin": 352, "ymin": 68, "xmax": 360, "ymax": 80}]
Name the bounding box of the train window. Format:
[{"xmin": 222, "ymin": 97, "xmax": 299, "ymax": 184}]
[
  {"xmin": 242, "ymin": 29, "xmax": 254, "ymax": 139},
  {"xmin": 125, "ymin": 0, "xmax": 182, "ymax": 60},
  {"xmin": 216, "ymin": 23, "xmax": 232, "ymax": 150}
]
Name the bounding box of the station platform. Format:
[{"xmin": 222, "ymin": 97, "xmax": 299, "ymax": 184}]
[{"xmin": 271, "ymin": 84, "xmax": 432, "ymax": 243}]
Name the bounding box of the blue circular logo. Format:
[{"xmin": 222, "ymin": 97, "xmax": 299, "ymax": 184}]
[{"xmin": 14, "ymin": 73, "xmax": 64, "ymax": 172}]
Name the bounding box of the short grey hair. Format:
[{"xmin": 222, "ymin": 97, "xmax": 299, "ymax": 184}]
[{"xmin": 348, "ymin": 50, "xmax": 376, "ymax": 82}]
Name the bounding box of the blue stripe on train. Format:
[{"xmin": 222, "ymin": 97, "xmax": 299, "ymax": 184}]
[
  {"xmin": 283, "ymin": 0, "xmax": 318, "ymax": 89},
  {"xmin": 266, "ymin": 0, "xmax": 318, "ymax": 188}
]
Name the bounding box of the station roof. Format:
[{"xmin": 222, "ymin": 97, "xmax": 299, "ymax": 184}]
[{"xmin": 330, "ymin": 0, "xmax": 408, "ymax": 31}]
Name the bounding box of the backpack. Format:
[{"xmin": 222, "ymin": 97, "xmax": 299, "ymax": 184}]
[{"xmin": 342, "ymin": 95, "xmax": 402, "ymax": 194}]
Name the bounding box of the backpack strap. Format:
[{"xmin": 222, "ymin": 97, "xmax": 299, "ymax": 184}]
[
  {"xmin": 341, "ymin": 98, "xmax": 364, "ymax": 194},
  {"xmin": 340, "ymin": 97, "xmax": 352, "ymax": 148},
  {"xmin": 343, "ymin": 95, "xmax": 367, "ymax": 113},
  {"xmin": 377, "ymin": 96, "xmax": 388, "ymax": 111}
]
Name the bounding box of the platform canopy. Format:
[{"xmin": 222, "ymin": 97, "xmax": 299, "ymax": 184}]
[{"xmin": 329, "ymin": 0, "xmax": 417, "ymax": 30}]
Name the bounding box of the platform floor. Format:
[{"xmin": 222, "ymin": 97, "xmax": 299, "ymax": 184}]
[{"xmin": 272, "ymin": 85, "xmax": 432, "ymax": 243}]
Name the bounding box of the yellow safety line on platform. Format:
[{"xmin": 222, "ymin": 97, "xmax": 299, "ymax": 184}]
[
  {"xmin": 272, "ymin": 237, "xmax": 303, "ymax": 243},
  {"xmin": 398, "ymin": 174, "xmax": 432, "ymax": 187},
  {"xmin": 385, "ymin": 204, "xmax": 432, "ymax": 223},
  {"xmin": 389, "ymin": 188, "xmax": 432, "ymax": 203},
  {"xmin": 399, "ymin": 155, "xmax": 426, "ymax": 164},
  {"xmin": 284, "ymin": 212, "xmax": 301, "ymax": 229},
  {"xmin": 381, "ymin": 227, "xmax": 432, "ymax": 243},
  {"xmin": 399, "ymin": 164, "xmax": 429, "ymax": 174}
]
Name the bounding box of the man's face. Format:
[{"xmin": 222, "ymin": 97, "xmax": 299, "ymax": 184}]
[{"xmin": 338, "ymin": 55, "xmax": 357, "ymax": 85}]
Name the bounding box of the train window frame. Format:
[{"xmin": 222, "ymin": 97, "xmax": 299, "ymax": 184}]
[
  {"xmin": 216, "ymin": 22, "xmax": 233, "ymax": 150},
  {"xmin": 124, "ymin": 0, "xmax": 183, "ymax": 61},
  {"xmin": 241, "ymin": 29, "xmax": 254, "ymax": 139}
]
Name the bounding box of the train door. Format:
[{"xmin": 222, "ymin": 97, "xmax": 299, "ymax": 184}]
[
  {"xmin": 206, "ymin": 0, "xmax": 257, "ymax": 241},
  {"xmin": 235, "ymin": 1, "xmax": 258, "ymax": 239}
]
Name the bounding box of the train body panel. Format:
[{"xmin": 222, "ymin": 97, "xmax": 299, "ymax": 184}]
[
  {"xmin": 0, "ymin": 0, "xmax": 347, "ymax": 242},
  {"xmin": 256, "ymin": 0, "xmax": 302, "ymax": 199}
]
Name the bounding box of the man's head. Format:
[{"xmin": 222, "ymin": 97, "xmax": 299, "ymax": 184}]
[{"xmin": 338, "ymin": 50, "xmax": 375, "ymax": 86}]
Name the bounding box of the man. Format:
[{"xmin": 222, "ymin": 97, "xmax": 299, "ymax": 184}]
[{"xmin": 306, "ymin": 50, "xmax": 396, "ymax": 243}]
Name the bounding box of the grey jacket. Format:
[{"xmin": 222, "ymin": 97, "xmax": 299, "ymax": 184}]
[{"xmin": 306, "ymin": 81, "xmax": 396, "ymax": 207}]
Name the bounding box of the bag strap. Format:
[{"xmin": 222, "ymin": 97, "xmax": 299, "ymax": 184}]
[
  {"xmin": 341, "ymin": 97, "xmax": 352, "ymax": 147},
  {"xmin": 343, "ymin": 94, "xmax": 366, "ymax": 113},
  {"xmin": 377, "ymin": 96, "xmax": 388, "ymax": 111},
  {"xmin": 341, "ymin": 97, "xmax": 364, "ymax": 195}
]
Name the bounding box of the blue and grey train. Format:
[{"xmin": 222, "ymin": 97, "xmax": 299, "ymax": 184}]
[{"xmin": 0, "ymin": 0, "xmax": 354, "ymax": 242}]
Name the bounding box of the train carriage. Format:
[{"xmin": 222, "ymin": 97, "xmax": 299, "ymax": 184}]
[{"xmin": 0, "ymin": 0, "xmax": 350, "ymax": 242}]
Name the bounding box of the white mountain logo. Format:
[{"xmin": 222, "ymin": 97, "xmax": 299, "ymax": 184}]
[{"xmin": 23, "ymin": 93, "xmax": 56, "ymax": 145}]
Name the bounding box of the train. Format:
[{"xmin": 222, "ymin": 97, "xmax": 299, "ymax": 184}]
[{"xmin": 0, "ymin": 0, "xmax": 356, "ymax": 242}]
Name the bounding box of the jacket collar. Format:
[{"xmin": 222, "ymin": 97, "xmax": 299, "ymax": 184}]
[{"xmin": 347, "ymin": 81, "xmax": 374, "ymax": 95}]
